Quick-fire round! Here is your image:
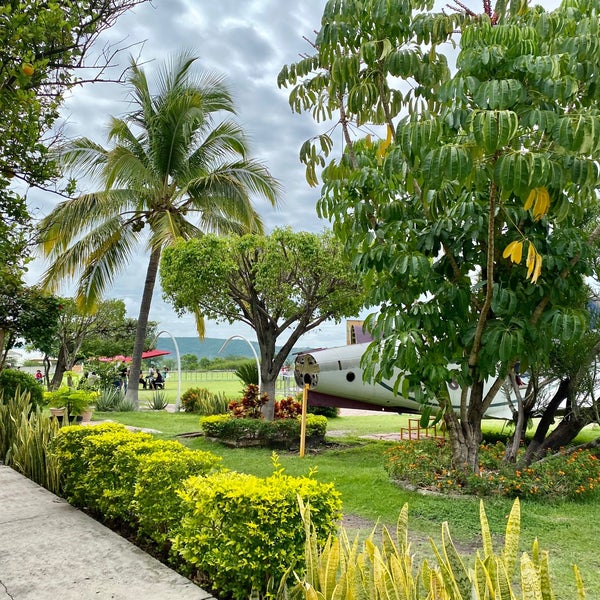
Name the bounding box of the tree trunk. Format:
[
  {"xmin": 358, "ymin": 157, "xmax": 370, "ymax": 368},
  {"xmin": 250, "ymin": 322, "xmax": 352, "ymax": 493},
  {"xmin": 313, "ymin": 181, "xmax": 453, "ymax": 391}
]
[
  {"xmin": 444, "ymin": 381, "xmax": 485, "ymax": 474},
  {"xmin": 520, "ymin": 379, "xmax": 570, "ymax": 466},
  {"xmin": 524, "ymin": 408, "xmax": 594, "ymax": 465},
  {"xmin": 125, "ymin": 247, "xmax": 161, "ymax": 410},
  {"xmin": 50, "ymin": 345, "xmax": 69, "ymax": 390}
]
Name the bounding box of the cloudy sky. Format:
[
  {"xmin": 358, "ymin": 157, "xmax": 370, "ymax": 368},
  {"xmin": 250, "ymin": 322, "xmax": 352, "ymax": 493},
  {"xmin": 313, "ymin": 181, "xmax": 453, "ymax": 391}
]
[{"xmin": 26, "ymin": 0, "xmax": 360, "ymax": 349}]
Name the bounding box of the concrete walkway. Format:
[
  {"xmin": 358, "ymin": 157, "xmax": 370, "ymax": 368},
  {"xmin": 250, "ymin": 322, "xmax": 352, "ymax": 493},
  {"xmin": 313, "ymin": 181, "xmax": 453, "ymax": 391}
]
[{"xmin": 0, "ymin": 466, "xmax": 215, "ymax": 600}]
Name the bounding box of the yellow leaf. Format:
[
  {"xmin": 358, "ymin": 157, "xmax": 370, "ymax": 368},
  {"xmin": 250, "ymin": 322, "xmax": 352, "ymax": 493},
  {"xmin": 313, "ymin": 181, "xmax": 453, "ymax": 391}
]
[
  {"xmin": 511, "ymin": 240, "xmax": 523, "ymax": 264},
  {"xmin": 524, "ymin": 189, "xmax": 536, "ymax": 211},
  {"xmin": 502, "ymin": 240, "xmax": 518, "ymax": 259},
  {"xmin": 526, "ymin": 242, "xmax": 536, "ymax": 279},
  {"xmin": 524, "ymin": 187, "xmax": 550, "ymax": 220},
  {"xmin": 376, "ymin": 124, "xmax": 393, "ymax": 164},
  {"xmin": 533, "ymin": 187, "xmax": 550, "ymax": 220},
  {"xmin": 526, "ymin": 243, "xmax": 542, "ymax": 283},
  {"xmin": 531, "ymin": 251, "xmax": 542, "ymax": 283},
  {"xmin": 502, "ymin": 240, "xmax": 523, "ymax": 264},
  {"xmin": 365, "ymin": 134, "xmax": 372, "ymax": 148}
]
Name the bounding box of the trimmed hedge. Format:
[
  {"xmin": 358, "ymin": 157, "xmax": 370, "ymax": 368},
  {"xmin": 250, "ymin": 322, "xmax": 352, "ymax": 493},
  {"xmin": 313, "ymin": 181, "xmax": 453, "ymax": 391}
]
[
  {"xmin": 199, "ymin": 413, "xmax": 328, "ymax": 447},
  {"xmin": 173, "ymin": 469, "xmax": 342, "ymax": 600},
  {"xmin": 49, "ymin": 423, "xmax": 342, "ymax": 598},
  {"xmin": 134, "ymin": 448, "xmax": 223, "ymax": 546}
]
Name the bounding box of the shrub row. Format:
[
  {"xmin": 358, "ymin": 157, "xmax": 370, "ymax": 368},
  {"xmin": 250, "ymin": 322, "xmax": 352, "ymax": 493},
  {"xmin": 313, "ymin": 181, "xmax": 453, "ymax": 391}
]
[
  {"xmin": 199, "ymin": 413, "xmax": 328, "ymax": 447},
  {"xmin": 49, "ymin": 423, "xmax": 342, "ymax": 599}
]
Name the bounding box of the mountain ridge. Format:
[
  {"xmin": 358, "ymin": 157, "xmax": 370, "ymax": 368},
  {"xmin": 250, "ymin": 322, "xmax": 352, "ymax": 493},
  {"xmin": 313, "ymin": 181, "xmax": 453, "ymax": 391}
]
[{"xmin": 155, "ymin": 336, "xmax": 312, "ymax": 361}]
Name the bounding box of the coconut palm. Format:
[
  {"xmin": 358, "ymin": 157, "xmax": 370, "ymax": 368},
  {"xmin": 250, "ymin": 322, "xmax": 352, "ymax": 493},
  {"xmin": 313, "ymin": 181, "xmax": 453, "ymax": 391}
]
[{"xmin": 37, "ymin": 52, "xmax": 280, "ymax": 407}]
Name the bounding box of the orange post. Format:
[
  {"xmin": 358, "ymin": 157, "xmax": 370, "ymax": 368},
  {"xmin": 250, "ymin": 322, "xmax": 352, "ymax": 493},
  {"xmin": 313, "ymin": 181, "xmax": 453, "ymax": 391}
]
[{"xmin": 299, "ymin": 383, "xmax": 309, "ymax": 457}]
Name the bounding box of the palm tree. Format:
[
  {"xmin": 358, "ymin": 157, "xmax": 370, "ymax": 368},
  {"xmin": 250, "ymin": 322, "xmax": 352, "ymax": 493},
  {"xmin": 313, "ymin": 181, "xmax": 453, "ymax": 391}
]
[{"xmin": 37, "ymin": 52, "xmax": 280, "ymax": 407}]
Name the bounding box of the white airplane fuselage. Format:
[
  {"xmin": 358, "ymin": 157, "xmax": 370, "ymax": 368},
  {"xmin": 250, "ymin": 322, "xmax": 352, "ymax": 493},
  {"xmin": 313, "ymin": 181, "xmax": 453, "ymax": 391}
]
[{"xmin": 294, "ymin": 342, "xmax": 514, "ymax": 420}]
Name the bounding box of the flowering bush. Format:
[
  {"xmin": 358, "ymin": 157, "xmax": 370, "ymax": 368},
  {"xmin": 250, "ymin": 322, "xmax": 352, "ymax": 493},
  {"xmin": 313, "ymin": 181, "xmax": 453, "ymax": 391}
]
[{"xmin": 385, "ymin": 439, "xmax": 600, "ymax": 501}]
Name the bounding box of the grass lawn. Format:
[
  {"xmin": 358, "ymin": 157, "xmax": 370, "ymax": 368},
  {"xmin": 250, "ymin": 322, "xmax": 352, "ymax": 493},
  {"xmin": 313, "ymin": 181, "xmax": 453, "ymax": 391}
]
[{"xmin": 94, "ymin": 405, "xmax": 600, "ymax": 598}]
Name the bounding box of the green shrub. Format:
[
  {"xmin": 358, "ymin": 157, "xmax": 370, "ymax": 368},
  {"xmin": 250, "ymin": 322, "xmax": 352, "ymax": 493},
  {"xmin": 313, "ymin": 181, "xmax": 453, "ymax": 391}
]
[
  {"xmin": 0, "ymin": 369, "xmax": 45, "ymax": 411},
  {"xmin": 172, "ymin": 461, "xmax": 342, "ymax": 600},
  {"xmin": 147, "ymin": 389, "xmax": 168, "ymax": 410},
  {"xmin": 307, "ymin": 404, "xmax": 340, "ymax": 418},
  {"xmin": 181, "ymin": 386, "xmax": 230, "ymax": 414},
  {"xmin": 134, "ymin": 448, "xmax": 223, "ymax": 546},
  {"xmin": 285, "ymin": 498, "xmax": 586, "ymax": 599},
  {"xmin": 199, "ymin": 414, "xmax": 327, "ymax": 447},
  {"xmin": 234, "ymin": 360, "xmax": 258, "ymax": 385},
  {"xmin": 77, "ymin": 429, "xmax": 154, "ymax": 512},
  {"xmin": 385, "ymin": 438, "xmax": 600, "ymax": 500},
  {"xmin": 49, "ymin": 422, "xmax": 129, "ymax": 502}
]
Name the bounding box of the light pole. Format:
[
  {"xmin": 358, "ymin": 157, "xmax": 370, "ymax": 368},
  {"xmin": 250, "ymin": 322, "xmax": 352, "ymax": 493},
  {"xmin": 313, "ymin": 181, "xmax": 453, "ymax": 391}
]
[
  {"xmin": 218, "ymin": 335, "xmax": 261, "ymax": 393},
  {"xmin": 156, "ymin": 330, "xmax": 182, "ymax": 411}
]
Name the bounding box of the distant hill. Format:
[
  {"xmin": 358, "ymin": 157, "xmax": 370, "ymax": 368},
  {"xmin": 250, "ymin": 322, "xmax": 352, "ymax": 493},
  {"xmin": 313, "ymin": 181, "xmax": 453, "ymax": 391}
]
[{"xmin": 155, "ymin": 337, "xmax": 311, "ymax": 361}]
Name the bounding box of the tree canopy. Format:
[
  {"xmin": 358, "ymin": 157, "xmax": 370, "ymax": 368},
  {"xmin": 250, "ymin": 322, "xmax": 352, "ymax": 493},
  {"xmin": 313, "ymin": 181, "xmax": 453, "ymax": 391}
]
[
  {"xmin": 278, "ymin": 0, "xmax": 600, "ymax": 470},
  {"xmin": 160, "ymin": 227, "xmax": 366, "ymax": 417}
]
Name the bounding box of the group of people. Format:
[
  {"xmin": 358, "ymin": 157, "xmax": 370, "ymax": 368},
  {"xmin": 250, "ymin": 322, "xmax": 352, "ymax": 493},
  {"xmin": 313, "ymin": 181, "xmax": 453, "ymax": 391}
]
[{"xmin": 139, "ymin": 366, "xmax": 168, "ymax": 390}]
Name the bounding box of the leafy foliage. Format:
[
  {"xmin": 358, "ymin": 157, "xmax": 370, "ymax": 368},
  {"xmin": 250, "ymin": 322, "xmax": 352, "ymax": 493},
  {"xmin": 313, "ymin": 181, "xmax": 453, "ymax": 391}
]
[
  {"xmin": 385, "ymin": 438, "xmax": 600, "ymax": 500},
  {"xmin": 180, "ymin": 387, "xmax": 229, "ymax": 415},
  {"xmin": 278, "ymin": 0, "xmax": 600, "ymax": 470},
  {"xmin": 228, "ymin": 383, "xmax": 269, "ymax": 418},
  {"xmin": 199, "ymin": 413, "xmax": 327, "ymax": 446},
  {"xmin": 134, "ymin": 448, "xmax": 223, "ymax": 547},
  {"xmin": 285, "ymin": 497, "xmax": 585, "ymax": 599},
  {"xmin": 0, "ymin": 369, "xmax": 45, "ymax": 411},
  {"xmin": 161, "ymin": 227, "xmax": 366, "ymax": 415}
]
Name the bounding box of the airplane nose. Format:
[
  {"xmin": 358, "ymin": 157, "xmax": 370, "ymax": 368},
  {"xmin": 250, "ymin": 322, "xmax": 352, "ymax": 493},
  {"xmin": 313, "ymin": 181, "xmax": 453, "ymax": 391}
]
[{"xmin": 294, "ymin": 353, "xmax": 320, "ymax": 387}]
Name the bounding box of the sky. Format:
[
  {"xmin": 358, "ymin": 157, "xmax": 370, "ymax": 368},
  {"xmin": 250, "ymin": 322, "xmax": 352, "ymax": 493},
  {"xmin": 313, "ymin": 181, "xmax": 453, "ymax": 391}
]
[{"xmin": 24, "ymin": 0, "xmax": 562, "ymax": 353}]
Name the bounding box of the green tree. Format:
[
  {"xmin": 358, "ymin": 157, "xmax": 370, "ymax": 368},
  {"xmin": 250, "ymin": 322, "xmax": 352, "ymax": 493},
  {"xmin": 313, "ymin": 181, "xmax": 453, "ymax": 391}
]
[
  {"xmin": 181, "ymin": 354, "xmax": 200, "ymax": 371},
  {"xmin": 161, "ymin": 227, "xmax": 366, "ymax": 418},
  {"xmin": 0, "ymin": 285, "xmax": 61, "ymax": 373},
  {"xmin": 37, "ymin": 52, "xmax": 280, "ymax": 408},
  {"xmin": 278, "ymin": 0, "xmax": 600, "ymax": 470},
  {"xmin": 0, "ymin": 0, "xmax": 150, "ymax": 189},
  {"xmin": 0, "ymin": 1, "xmax": 150, "ymax": 286},
  {"xmin": 44, "ymin": 298, "xmax": 157, "ymax": 390}
]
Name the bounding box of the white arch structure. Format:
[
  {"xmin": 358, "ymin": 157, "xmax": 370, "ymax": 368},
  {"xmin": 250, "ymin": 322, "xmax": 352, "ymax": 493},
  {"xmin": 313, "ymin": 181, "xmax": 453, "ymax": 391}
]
[
  {"xmin": 218, "ymin": 335, "xmax": 261, "ymax": 393},
  {"xmin": 156, "ymin": 330, "xmax": 182, "ymax": 411}
]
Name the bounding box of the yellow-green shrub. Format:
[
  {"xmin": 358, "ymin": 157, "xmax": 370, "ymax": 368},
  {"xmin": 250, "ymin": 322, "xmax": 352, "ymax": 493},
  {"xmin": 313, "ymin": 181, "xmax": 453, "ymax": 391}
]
[
  {"xmin": 49, "ymin": 422, "xmax": 127, "ymax": 503},
  {"xmin": 172, "ymin": 467, "xmax": 342, "ymax": 599},
  {"xmin": 133, "ymin": 448, "xmax": 223, "ymax": 546},
  {"xmin": 100, "ymin": 438, "xmax": 189, "ymax": 521},
  {"xmin": 77, "ymin": 429, "xmax": 154, "ymax": 512}
]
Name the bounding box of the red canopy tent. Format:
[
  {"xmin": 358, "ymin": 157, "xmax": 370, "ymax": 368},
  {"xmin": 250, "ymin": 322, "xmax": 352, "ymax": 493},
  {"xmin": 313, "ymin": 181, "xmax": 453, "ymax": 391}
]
[{"xmin": 97, "ymin": 349, "xmax": 170, "ymax": 362}]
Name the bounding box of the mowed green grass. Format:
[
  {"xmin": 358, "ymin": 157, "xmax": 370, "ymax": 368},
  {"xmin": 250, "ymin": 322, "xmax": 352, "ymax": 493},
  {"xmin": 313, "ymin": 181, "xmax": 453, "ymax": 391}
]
[{"xmin": 95, "ymin": 374, "xmax": 600, "ymax": 597}]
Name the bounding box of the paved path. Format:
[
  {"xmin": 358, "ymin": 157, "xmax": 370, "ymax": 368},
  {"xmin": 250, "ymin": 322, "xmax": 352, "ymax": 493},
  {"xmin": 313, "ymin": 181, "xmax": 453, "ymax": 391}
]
[{"xmin": 0, "ymin": 466, "xmax": 215, "ymax": 600}]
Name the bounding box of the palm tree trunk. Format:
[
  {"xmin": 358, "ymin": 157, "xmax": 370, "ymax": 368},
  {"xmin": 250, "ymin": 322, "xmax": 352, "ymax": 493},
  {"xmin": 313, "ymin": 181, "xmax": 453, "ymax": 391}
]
[{"xmin": 126, "ymin": 246, "xmax": 161, "ymax": 409}]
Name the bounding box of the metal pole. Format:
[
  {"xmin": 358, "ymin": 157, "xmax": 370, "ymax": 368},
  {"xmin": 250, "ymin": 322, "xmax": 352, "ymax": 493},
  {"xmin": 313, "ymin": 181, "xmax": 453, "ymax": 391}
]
[
  {"xmin": 218, "ymin": 335, "xmax": 261, "ymax": 393},
  {"xmin": 156, "ymin": 330, "xmax": 182, "ymax": 411}
]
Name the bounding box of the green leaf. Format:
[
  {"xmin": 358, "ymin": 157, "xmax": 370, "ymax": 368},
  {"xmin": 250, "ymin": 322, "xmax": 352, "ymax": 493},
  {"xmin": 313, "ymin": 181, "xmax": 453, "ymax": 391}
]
[
  {"xmin": 472, "ymin": 110, "xmax": 519, "ymax": 153},
  {"xmin": 473, "ymin": 79, "xmax": 524, "ymax": 109}
]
